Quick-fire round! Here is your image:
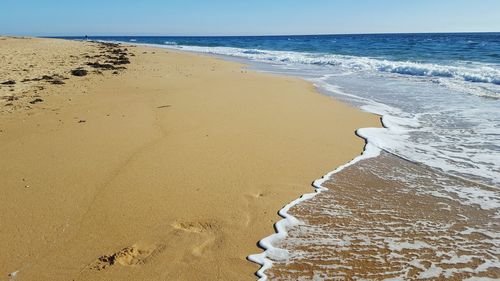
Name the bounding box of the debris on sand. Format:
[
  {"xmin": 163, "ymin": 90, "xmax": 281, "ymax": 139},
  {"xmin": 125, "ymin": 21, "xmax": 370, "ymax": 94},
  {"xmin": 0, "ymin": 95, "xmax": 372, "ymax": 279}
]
[
  {"xmin": 87, "ymin": 62, "xmax": 123, "ymax": 70},
  {"xmin": 2, "ymin": 96, "xmax": 18, "ymax": 101},
  {"xmin": 50, "ymin": 79, "xmax": 65, "ymax": 85},
  {"xmin": 71, "ymin": 69, "xmax": 88, "ymax": 77},
  {"xmin": 29, "ymin": 98, "xmax": 44, "ymax": 104},
  {"xmin": 1, "ymin": 80, "xmax": 16, "ymax": 85},
  {"xmin": 22, "ymin": 74, "xmax": 68, "ymax": 83}
]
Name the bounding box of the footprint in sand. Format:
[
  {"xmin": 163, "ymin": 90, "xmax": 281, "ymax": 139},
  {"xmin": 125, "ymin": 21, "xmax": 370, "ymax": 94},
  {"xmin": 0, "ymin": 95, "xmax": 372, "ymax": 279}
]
[
  {"xmin": 243, "ymin": 191, "xmax": 267, "ymax": 226},
  {"xmin": 89, "ymin": 244, "xmax": 165, "ymax": 271},
  {"xmin": 172, "ymin": 221, "xmax": 221, "ymax": 233},
  {"xmin": 172, "ymin": 221, "xmax": 222, "ymax": 257}
]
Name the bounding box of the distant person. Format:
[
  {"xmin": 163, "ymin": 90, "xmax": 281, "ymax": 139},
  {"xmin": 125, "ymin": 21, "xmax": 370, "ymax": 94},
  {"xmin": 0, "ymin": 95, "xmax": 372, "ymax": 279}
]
[{"xmin": 85, "ymin": 35, "xmax": 88, "ymax": 41}]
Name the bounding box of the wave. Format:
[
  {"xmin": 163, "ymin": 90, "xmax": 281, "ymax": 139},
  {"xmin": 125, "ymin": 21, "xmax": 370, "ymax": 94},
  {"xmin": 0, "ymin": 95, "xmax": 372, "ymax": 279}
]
[
  {"xmin": 315, "ymin": 79, "xmax": 500, "ymax": 188},
  {"xmin": 248, "ymin": 138, "xmax": 384, "ymax": 280},
  {"xmin": 166, "ymin": 45, "xmax": 500, "ymax": 98}
]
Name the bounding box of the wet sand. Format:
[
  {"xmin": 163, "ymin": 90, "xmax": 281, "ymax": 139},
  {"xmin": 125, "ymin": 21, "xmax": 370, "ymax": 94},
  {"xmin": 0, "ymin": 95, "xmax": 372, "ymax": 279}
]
[
  {"xmin": 267, "ymin": 152, "xmax": 500, "ymax": 280},
  {"xmin": 0, "ymin": 37, "xmax": 379, "ymax": 281}
]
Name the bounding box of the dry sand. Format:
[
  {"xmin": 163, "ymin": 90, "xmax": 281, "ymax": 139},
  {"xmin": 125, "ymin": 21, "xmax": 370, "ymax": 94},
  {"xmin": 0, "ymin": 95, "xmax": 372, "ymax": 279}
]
[{"xmin": 0, "ymin": 37, "xmax": 379, "ymax": 281}]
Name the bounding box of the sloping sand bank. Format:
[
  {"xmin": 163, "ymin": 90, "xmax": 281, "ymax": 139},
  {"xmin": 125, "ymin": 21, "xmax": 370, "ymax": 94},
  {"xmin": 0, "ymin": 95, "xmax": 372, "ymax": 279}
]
[{"xmin": 0, "ymin": 37, "xmax": 379, "ymax": 281}]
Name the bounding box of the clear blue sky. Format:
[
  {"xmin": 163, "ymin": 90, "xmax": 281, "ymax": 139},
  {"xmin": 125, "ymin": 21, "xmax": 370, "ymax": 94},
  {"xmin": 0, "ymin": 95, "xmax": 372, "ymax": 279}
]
[{"xmin": 1, "ymin": 0, "xmax": 499, "ymax": 36}]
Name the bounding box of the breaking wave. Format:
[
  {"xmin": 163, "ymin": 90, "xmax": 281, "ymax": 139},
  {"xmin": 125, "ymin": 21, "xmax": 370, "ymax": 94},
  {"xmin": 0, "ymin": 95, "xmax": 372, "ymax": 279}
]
[{"xmin": 169, "ymin": 45, "xmax": 500, "ymax": 98}]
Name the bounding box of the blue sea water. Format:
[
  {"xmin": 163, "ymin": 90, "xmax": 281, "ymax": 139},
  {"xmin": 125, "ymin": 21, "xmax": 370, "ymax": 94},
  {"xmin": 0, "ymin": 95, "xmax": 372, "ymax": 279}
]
[
  {"xmin": 60, "ymin": 33, "xmax": 500, "ymax": 279},
  {"xmin": 69, "ymin": 33, "xmax": 500, "ymax": 64}
]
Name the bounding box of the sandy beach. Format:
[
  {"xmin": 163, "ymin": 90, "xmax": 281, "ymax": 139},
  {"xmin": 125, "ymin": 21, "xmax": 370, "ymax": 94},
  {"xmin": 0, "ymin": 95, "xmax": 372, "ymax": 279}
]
[{"xmin": 0, "ymin": 37, "xmax": 379, "ymax": 281}]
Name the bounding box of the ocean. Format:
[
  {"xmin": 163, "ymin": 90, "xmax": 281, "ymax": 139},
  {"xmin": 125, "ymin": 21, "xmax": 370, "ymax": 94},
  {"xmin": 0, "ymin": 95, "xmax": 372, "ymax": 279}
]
[{"xmin": 62, "ymin": 33, "xmax": 500, "ymax": 280}]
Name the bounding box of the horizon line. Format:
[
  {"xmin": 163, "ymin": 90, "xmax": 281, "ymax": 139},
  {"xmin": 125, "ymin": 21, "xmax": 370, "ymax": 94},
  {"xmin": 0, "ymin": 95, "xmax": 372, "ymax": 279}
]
[{"xmin": 2, "ymin": 30, "xmax": 499, "ymax": 38}]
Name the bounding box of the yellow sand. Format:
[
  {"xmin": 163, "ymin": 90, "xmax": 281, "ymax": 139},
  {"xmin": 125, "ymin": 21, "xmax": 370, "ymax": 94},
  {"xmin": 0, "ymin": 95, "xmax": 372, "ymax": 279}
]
[{"xmin": 0, "ymin": 37, "xmax": 380, "ymax": 281}]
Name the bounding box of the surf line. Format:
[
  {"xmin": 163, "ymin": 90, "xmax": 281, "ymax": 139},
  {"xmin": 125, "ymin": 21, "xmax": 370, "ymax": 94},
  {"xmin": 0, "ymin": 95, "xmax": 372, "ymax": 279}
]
[{"xmin": 247, "ymin": 126, "xmax": 383, "ymax": 280}]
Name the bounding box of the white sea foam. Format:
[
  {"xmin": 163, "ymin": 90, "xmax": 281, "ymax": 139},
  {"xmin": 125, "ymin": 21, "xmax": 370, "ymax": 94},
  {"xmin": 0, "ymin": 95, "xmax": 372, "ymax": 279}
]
[
  {"xmin": 310, "ymin": 75, "xmax": 500, "ymax": 207},
  {"xmin": 385, "ymin": 239, "xmax": 431, "ymax": 252},
  {"xmin": 165, "ymin": 45, "xmax": 500, "ymax": 98},
  {"xmin": 418, "ymin": 264, "xmax": 443, "ymax": 279},
  {"xmin": 464, "ymin": 277, "xmax": 498, "ymax": 281},
  {"xmin": 247, "ymin": 138, "xmax": 384, "ymax": 280}
]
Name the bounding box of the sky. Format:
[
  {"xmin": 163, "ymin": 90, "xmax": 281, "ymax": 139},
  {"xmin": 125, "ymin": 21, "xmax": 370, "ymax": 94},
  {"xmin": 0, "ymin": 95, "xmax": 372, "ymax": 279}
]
[{"xmin": 1, "ymin": 0, "xmax": 499, "ymax": 36}]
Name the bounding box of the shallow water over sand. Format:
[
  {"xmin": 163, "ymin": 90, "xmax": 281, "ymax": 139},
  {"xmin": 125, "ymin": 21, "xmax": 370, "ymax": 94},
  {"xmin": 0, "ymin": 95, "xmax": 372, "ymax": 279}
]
[{"xmin": 266, "ymin": 153, "xmax": 499, "ymax": 280}]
